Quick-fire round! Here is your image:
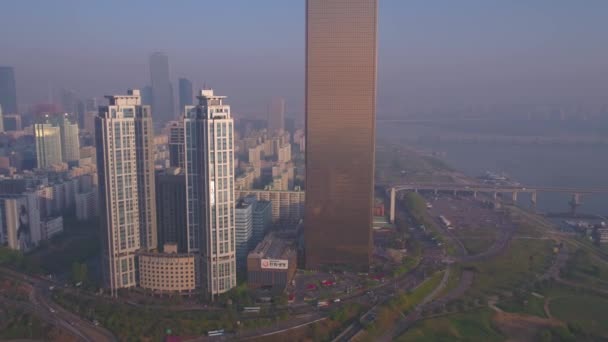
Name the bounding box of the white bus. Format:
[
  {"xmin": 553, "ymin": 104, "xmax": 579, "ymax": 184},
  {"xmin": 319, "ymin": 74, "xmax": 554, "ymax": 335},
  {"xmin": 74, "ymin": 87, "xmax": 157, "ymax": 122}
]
[
  {"xmin": 207, "ymin": 329, "xmax": 224, "ymax": 337},
  {"xmin": 439, "ymin": 215, "xmax": 453, "ymax": 229}
]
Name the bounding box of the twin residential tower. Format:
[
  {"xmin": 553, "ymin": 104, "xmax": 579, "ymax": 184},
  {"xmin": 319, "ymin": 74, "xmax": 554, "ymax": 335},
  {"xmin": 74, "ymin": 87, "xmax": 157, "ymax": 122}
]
[
  {"xmin": 97, "ymin": 0, "xmax": 376, "ymax": 298},
  {"xmin": 185, "ymin": 90, "xmax": 237, "ymax": 298},
  {"xmin": 96, "ymin": 89, "xmax": 236, "ymax": 298},
  {"xmin": 96, "ymin": 90, "xmax": 157, "ymax": 294}
]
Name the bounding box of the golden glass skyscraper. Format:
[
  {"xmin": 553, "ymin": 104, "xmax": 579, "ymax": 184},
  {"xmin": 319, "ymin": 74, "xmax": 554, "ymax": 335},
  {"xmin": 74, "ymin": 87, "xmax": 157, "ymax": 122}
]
[{"xmin": 305, "ymin": 0, "xmax": 378, "ymax": 271}]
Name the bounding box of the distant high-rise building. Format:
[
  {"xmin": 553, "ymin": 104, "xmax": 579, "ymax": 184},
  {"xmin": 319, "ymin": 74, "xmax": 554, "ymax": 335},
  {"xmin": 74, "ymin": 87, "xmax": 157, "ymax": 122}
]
[
  {"xmin": 85, "ymin": 98, "xmax": 98, "ymax": 112},
  {"xmin": 60, "ymin": 89, "xmax": 78, "ymax": 114},
  {"xmin": 83, "ymin": 111, "xmax": 97, "ymax": 136},
  {"xmin": 34, "ymin": 121, "xmax": 63, "ymax": 168},
  {"xmin": 3, "ymin": 114, "xmax": 21, "ymax": 131},
  {"xmin": 141, "ymin": 86, "xmax": 153, "ymax": 106},
  {"xmin": 178, "ymin": 78, "xmax": 193, "ymax": 115},
  {"xmin": 184, "ymin": 89, "xmax": 236, "ymax": 299},
  {"xmin": 305, "ymin": 0, "xmax": 377, "ymax": 271},
  {"xmin": 57, "ymin": 114, "xmax": 80, "ymax": 163},
  {"xmin": 0, "ymin": 66, "xmax": 18, "ymax": 114},
  {"xmin": 235, "ymin": 200, "xmax": 253, "ymax": 271},
  {"xmin": 149, "ymin": 52, "xmax": 174, "ymax": 128},
  {"xmin": 80, "ymin": 98, "xmax": 98, "ymax": 133},
  {"xmin": 96, "ymin": 89, "xmax": 157, "ymax": 295},
  {"xmin": 34, "ymin": 113, "xmax": 80, "ymax": 166},
  {"xmin": 76, "ymin": 100, "xmax": 85, "ymax": 129},
  {"xmin": 168, "ymin": 121, "xmax": 185, "ymax": 168},
  {"xmin": 156, "ymin": 167, "xmax": 188, "ymax": 253},
  {"xmin": 267, "ymin": 97, "xmax": 285, "ymax": 135},
  {"xmin": 285, "ymin": 116, "xmax": 296, "ymax": 135}
]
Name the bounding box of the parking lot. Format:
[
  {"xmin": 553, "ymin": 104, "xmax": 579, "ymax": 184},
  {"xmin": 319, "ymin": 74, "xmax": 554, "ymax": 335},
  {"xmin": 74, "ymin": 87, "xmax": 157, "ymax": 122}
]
[{"xmin": 425, "ymin": 194, "xmax": 516, "ymax": 255}]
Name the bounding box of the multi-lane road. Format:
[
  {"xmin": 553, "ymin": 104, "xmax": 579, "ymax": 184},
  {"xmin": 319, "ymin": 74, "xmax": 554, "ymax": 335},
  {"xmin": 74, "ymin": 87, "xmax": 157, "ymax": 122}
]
[
  {"xmin": 0, "ymin": 194, "xmax": 473, "ymax": 342},
  {"xmin": 0, "ymin": 267, "xmax": 116, "ymax": 342}
]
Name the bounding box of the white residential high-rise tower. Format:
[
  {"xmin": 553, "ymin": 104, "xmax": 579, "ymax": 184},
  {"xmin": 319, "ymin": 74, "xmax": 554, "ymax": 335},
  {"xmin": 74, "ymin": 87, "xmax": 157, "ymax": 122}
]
[
  {"xmin": 96, "ymin": 89, "xmax": 157, "ymax": 295},
  {"xmin": 184, "ymin": 89, "xmax": 236, "ymax": 299}
]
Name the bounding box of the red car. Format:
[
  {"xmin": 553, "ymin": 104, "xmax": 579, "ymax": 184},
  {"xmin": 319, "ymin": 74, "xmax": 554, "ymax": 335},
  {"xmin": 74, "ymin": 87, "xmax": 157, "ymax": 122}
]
[
  {"xmin": 371, "ymin": 274, "xmax": 384, "ymax": 281},
  {"xmin": 321, "ymin": 280, "xmax": 335, "ymax": 287},
  {"xmin": 306, "ymin": 283, "xmax": 318, "ymax": 290}
]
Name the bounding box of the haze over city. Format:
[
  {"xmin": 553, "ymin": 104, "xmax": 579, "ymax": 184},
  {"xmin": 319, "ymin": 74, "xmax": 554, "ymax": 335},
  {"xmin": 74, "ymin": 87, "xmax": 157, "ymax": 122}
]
[
  {"xmin": 1, "ymin": 1, "xmax": 608, "ymax": 341},
  {"xmin": 2, "ymin": 0, "xmax": 608, "ymax": 116}
]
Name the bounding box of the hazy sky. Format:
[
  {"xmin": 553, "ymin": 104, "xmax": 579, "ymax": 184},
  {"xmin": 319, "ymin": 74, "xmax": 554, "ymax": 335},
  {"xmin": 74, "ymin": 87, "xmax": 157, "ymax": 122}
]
[{"xmin": 1, "ymin": 0, "xmax": 608, "ymax": 117}]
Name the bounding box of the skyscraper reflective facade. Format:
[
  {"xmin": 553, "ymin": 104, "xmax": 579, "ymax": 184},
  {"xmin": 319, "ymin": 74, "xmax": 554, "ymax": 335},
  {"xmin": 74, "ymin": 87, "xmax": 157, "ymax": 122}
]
[
  {"xmin": 35, "ymin": 122, "xmax": 62, "ymax": 168},
  {"xmin": 185, "ymin": 90, "xmax": 236, "ymax": 299},
  {"xmin": 149, "ymin": 52, "xmax": 174, "ymax": 128},
  {"xmin": 34, "ymin": 113, "xmax": 81, "ymax": 167},
  {"xmin": 304, "ymin": 0, "xmax": 377, "ymax": 271}
]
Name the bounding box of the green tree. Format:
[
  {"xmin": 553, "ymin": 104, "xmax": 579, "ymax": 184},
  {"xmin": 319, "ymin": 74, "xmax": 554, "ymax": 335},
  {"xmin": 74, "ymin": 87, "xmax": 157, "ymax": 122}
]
[
  {"xmin": 539, "ymin": 330, "xmax": 552, "ymax": 342},
  {"xmin": 71, "ymin": 262, "xmax": 87, "ymax": 284}
]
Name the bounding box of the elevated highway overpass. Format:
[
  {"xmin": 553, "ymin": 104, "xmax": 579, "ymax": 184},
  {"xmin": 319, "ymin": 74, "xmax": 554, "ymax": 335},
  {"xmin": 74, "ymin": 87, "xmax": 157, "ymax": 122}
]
[{"xmin": 388, "ymin": 183, "xmax": 608, "ymax": 223}]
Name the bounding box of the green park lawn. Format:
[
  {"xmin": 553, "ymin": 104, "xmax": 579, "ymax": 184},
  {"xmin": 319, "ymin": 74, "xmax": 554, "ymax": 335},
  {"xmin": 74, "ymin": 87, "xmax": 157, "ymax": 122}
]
[
  {"xmin": 437, "ymin": 265, "xmax": 461, "ymax": 298},
  {"xmin": 561, "ymin": 248, "xmax": 608, "ymax": 292},
  {"xmin": 397, "ymin": 308, "xmax": 504, "ymax": 342},
  {"xmin": 549, "ymin": 293, "xmax": 608, "ymax": 337},
  {"xmin": 496, "ymin": 293, "xmax": 547, "ymax": 318},
  {"xmin": 394, "ymin": 270, "xmax": 445, "ymax": 313},
  {"xmin": 463, "ymin": 238, "xmax": 554, "ymax": 298},
  {"xmin": 365, "ymin": 271, "xmax": 445, "ymax": 338},
  {"xmin": 460, "ymin": 237, "xmax": 495, "ymax": 256},
  {"xmin": 0, "ymin": 307, "xmax": 53, "ymax": 340}
]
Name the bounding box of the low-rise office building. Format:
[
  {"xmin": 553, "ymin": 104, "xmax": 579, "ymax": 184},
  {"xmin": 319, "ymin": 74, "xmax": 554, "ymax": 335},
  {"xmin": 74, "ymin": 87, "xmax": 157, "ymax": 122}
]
[
  {"xmin": 138, "ymin": 243, "xmax": 196, "ymax": 293},
  {"xmin": 247, "ymin": 234, "xmax": 297, "ymax": 290}
]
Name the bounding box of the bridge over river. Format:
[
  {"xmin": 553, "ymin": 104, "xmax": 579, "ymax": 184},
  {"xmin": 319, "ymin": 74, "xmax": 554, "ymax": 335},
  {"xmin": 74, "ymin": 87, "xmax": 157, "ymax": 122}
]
[{"xmin": 388, "ymin": 183, "xmax": 608, "ymax": 224}]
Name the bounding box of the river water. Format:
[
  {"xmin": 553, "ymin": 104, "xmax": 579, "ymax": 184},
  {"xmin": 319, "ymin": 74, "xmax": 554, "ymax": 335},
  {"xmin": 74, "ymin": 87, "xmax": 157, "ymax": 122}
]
[{"xmin": 378, "ymin": 121, "xmax": 608, "ymax": 216}]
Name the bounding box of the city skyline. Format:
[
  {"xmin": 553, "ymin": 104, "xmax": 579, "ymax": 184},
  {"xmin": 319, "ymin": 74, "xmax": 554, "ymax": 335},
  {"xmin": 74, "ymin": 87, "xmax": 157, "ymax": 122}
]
[
  {"xmin": 1, "ymin": 2, "xmax": 608, "ymax": 341},
  {"xmin": 2, "ymin": 1, "xmax": 607, "ymax": 117}
]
